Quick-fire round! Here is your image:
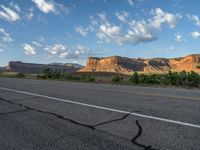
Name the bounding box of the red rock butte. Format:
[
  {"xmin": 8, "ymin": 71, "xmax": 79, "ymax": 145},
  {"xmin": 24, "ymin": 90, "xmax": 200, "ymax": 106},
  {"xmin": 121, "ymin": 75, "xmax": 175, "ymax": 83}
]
[{"xmin": 79, "ymin": 54, "xmax": 200, "ymax": 74}]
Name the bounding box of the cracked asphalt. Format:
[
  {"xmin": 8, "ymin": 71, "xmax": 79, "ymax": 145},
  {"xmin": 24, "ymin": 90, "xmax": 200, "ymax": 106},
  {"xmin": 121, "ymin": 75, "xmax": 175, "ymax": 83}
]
[{"xmin": 0, "ymin": 78, "xmax": 200, "ymax": 150}]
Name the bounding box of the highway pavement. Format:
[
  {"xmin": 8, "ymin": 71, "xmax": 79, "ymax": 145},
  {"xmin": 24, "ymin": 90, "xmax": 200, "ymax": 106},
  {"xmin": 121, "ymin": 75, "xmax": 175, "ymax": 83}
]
[{"xmin": 0, "ymin": 77, "xmax": 200, "ymax": 150}]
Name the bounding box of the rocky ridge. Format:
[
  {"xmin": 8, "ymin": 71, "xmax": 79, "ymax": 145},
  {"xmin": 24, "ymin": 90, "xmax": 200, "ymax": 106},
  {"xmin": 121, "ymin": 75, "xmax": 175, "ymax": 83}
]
[{"xmin": 79, "ymin": 54, "xmax": 200, "ymax": 74}]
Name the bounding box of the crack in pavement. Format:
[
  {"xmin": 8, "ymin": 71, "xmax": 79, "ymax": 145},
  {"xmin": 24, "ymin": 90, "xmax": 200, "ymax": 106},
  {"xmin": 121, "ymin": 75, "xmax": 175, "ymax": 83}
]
[
  {"xmin": 131, "ymin": 120, "xmax": 158, "ymax": 150},
  {"xmin": 0, "ymin": 108, "xmax": 30, "ymax": 116},
  {"xmin": 0, "ymin": 97, "xmax": 158, "ymax": 150},
  {"xmin": 0, "ymin": 97, "xmax": 95, "ymax": 130},
  {"xmin": 93, "ymin": 112, "xmax": 132, "ymax": 127}
]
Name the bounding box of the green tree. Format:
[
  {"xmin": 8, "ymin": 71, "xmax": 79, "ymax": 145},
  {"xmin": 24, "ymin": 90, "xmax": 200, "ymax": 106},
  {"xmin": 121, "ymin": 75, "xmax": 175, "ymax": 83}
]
[
  {"xmin": 52, "ymin": 70, "xmax": 61, "ymax": 79},
  {"xmin": 63, "ymin": 73, "xmax": 80, "ymax": 81},
  {"xmin": 16, "ymin": 72, "xmax": 25, "ymax": 78},
  {"xmin": 187, "ymin": 71, "xmax": 200, "ymax": 87},
  {"xmin": 129, "ymin": 72, "xmax": 140, "ymax": 84},
  {"xmin": 178, "ymin": 71, "xmax": 188, "ymax": 86},
  {"xmin": 112, "ymin": 75, "xmax": 123, "ymax": 83},
  {"xmin": 80, "ymin": 74, "xmax": 95, "ymax": 82},
  {"xmin": 43, "ymin": 68, "xmax": 53, "ymax": 79},
  {"xmin": 167, "ymin": 71, "xmax": 179, "ymax": 86}
]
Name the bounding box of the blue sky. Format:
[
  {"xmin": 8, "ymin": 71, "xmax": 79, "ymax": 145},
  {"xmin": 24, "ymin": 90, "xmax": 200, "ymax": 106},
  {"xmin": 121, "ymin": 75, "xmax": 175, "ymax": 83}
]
[{"xmin": 0, "ymin": 0, "xmax": 200, "ymax": 66}]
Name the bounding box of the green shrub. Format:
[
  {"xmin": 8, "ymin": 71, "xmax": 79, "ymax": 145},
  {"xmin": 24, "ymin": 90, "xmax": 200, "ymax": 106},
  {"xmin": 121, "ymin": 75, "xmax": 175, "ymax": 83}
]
[
  {"xmin": 187, "ymin": 71, "xmax": 200, "ymax": 87},
  {"xmin": 16, "ymin": 72, "xmax": 25, "ymax": 78},
  {"xmin": 43, "ymin": 68, "xmax": 53, "ymax": 79},
  {"xmin": 80, "ymin": 74, "xmax": 95, "ymax": 82},
  {"xmin": 127, "ymin": 70, "xmax": 200, "ymax": 87},
  {"xmin": 112, "ymin": 75, "xmax": 123, "ymax": 83},
  {"xmin": 52, "ymin": 70, "xmax": 61, "ymax": 79},
  {"xmin": 177, "ymin": 71, "xmax": 188, "ymax": 86},
  {"xmin": 167, "ymin": 71, "xmax": 176, "ymax": 85},
  {"xmin": 63, "ymin": 73, "xmax": 80, "ymax": 81},
  {"xmin": 129, "ymin": 72, "xmax": 139, "ymax": 84}
]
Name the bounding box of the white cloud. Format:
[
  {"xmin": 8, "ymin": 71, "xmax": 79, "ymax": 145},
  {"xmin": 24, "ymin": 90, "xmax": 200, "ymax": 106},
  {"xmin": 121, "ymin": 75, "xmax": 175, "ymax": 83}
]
[
  {"xmin": 115, "ymin": 11, "xmax": 129, "ymax": 23},
  {"xmin": 97, "ymin": 12, "xmax": 107, "ymax": 22},
  {"xmin": 0, "ymin": 28, "xmax": 13, "ymax": 43},
  {"xmin": 175, "ymin": 34, "xmax": 185, "ymax": 42},
  {"xmin": 59, "ymin": 51, "xmax": 70, "ymax": 59},
  {"xmin": 24, "ymin": 7, "xmax": 34, "ymax": 20},
  {"xmin": 74, "ymin": 45, "xmax": 89, "ymax": 56},
  {"xmin": 26, "ymin": 12, "xmax": 34, "ymax": 20},
  {"xmin": 127, "ymin": 0, "xmax": 134, "ymax": 6},
  {"xmin": 44, "ymin": 44, "xmax": 97, "ymax": 59},
  {"xmin": 77, "ymin": 8, "xmax": 181, "ymax": 46},
  {"xmin": 75, "ymin": 26, "xmax": 89, "ymax": 37},
  {"xmin": 45, "ymin": 44, "xmax": 66, "ymax": 55},
  {"xmin": 191, "ymin": 31, "xmax": 200, "ymax": 39},
  {"xmin": 9, "ymin": 2, "xmax": 21, "ymax": 12},
  {"xmin": 59, "ymin": 45, "xmax": 89, "ymax": 59},
  {"xmin": 23, "ymin": 43, "xmax": 37, "ymax": 56},
  {"xmin": 32, "ymin": 0, "xmax": 55, "ymax": 14},
  {"xmin": 0, "ymin": 5, "xmax": 21, "ymax": 22},
  {"xmin": 97, "ymin": 24, "xmax": 121, "ymax": 44},
  {"xmin": 124, "ymin": 20, "xmax": 156, "ymax": 44},
  {"xmin": 32, "ymin": 0, "xmax": 70, "ymax": 15},
  {"xmin": 150, "ymin": 8, "xmax": 182, "ymax": 29},
  {"xmin": 96, "ymin": 13, "xmax": 156, "ymax": 45},
  {"xmin": 32, "ymin": 41, "xmax": 42, "ymax": 47},
  {"xmin": 187, "ymin": 14, "xmax": 200, "ymax": 27}
]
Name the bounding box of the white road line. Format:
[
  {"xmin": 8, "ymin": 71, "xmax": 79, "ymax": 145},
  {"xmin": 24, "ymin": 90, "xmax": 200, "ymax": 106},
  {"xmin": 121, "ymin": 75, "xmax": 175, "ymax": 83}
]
[{"xmin": 0, "ymin": 86, "xmax": 200, "ymax": 129}]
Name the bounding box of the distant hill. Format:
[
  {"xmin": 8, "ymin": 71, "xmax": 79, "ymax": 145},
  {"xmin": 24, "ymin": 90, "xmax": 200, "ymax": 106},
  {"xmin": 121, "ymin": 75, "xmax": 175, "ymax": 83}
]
[
  {"xmin": 0, "ymin": 67, "xmax": 4, "ymax": 71},
  {"xmin": 49, "ymin": 62, "xmax": 83, "ymax": 69},
  {"xmin": 79, "ymin": 54, "xmax": 200, "ymax": 74},
  {"xmin": 4, "ymin": 61, "xmax": 82, "ymax": 74}
]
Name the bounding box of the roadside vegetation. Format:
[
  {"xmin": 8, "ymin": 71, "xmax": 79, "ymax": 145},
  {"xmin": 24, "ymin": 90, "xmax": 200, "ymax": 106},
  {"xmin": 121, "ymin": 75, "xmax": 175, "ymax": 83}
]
[
  {"xmin": 0, "ymin": 68, "xmax": 200, "ymax": 88},
  {"xmin": 127, "ymin": 71, "xmax": 200, "ymax": 87},
  {"xmin": 37, "ymin": 68, "xmax": 95, "ymax": 82}
]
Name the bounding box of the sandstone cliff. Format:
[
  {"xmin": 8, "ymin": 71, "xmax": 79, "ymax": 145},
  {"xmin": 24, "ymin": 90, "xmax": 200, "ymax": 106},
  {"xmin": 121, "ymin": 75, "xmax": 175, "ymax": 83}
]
[{"xmin": 79, "ymin": 54, "xmax": 200, "ymax": 74}]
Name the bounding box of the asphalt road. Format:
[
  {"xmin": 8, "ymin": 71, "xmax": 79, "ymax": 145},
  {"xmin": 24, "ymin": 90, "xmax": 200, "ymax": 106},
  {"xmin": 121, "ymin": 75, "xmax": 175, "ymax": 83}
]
[{"xmin": 0, "ymin": 78, "xmax": 200, "ymax": 150}]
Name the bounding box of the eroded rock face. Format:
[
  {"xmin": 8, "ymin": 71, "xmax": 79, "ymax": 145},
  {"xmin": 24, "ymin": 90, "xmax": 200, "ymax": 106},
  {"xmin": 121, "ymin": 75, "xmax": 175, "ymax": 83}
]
[
  {"xmin": 79, "ymin": 54, "xmax": 200, "ymax": 74},
  {"xmin": 5, "ymin": 61, "xmax": 78, "ymax": 74}
]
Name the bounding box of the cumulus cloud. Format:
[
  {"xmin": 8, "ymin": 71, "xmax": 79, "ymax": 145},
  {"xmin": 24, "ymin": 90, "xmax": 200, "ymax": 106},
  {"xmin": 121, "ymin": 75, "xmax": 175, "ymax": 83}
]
[
  {"xmin": 187, "ymin": 14, "xmax": 200, "ymax": 27},
  {"xmin": 32, "ymin": 0, "xmax": 55, "ymax": 14},
  {"xmin": 127, "ymin": 0, "xmax": 134, "ymax": 6},
  {"xmin": 93, "ymin": 8, "xmax": 180, "ymax": 45},
  {"xmin": 9, "ymin": 2, "xmax": 21, "ymax": 12},
  {"xmin": 0, "ymin": 4, "xmax": 21, "ymax": 22},
  {"xmin": 44, "ymin": 44, "xmax": 99, "ymax": 59},
  {"xmin": 59, "ymin": 51, "xmax": 70, "ymax": 59},
  {"xmin": 45, "ymin": 44, "xmax": 66, "ymax": 55},
  {"xmin": 0, "ymin": 28, "xmax": 13, "ymax": 43},
  {"xmin": 22, "ymin": 43, "xmax": 37, "ymax": 56},
  {"xmin": 75, "ymin": 8, "xmax": 181, "ymax": 46},
  {"xmin": 175, "ymin": 34, "xmax": 185, "ymax": 42},
  {"xmin": 59, "ymin": 45, "xmax": 89, "ymax": 59},
  {"xmin": 150, "ymin": 8, "xmax": 182, "ymax": 29},
  {"xmin": 124, "ymin": 20, "xmax": 156, "ymax": 44},
  {"xmin": 115, "ymin": 11, "xmax": 129, "ymax": 23},
  {"xmin": 32, "ymin": 41, "xmax": 42, "ymax": 47},
  {"xmin": 74, "ymin": 45, "xmax": 89, "ymax": 56},
  {"xmin": 32, "ymin": 0, "xmax": 70, "ymax": 15},
  {"xmin": 191, "ymin": 31, "xmax": 200, "ymax": 39},
  {"xmin": 26, "ymin": 8, "xmax": 34, "ymax": 20},
  {"xmin": 97, "ymin": 24, "xmax": 121, "ymax": 44},
  {"xmin": 75, "ymin": 26, "xmax": 89, "ymax": 37}
]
